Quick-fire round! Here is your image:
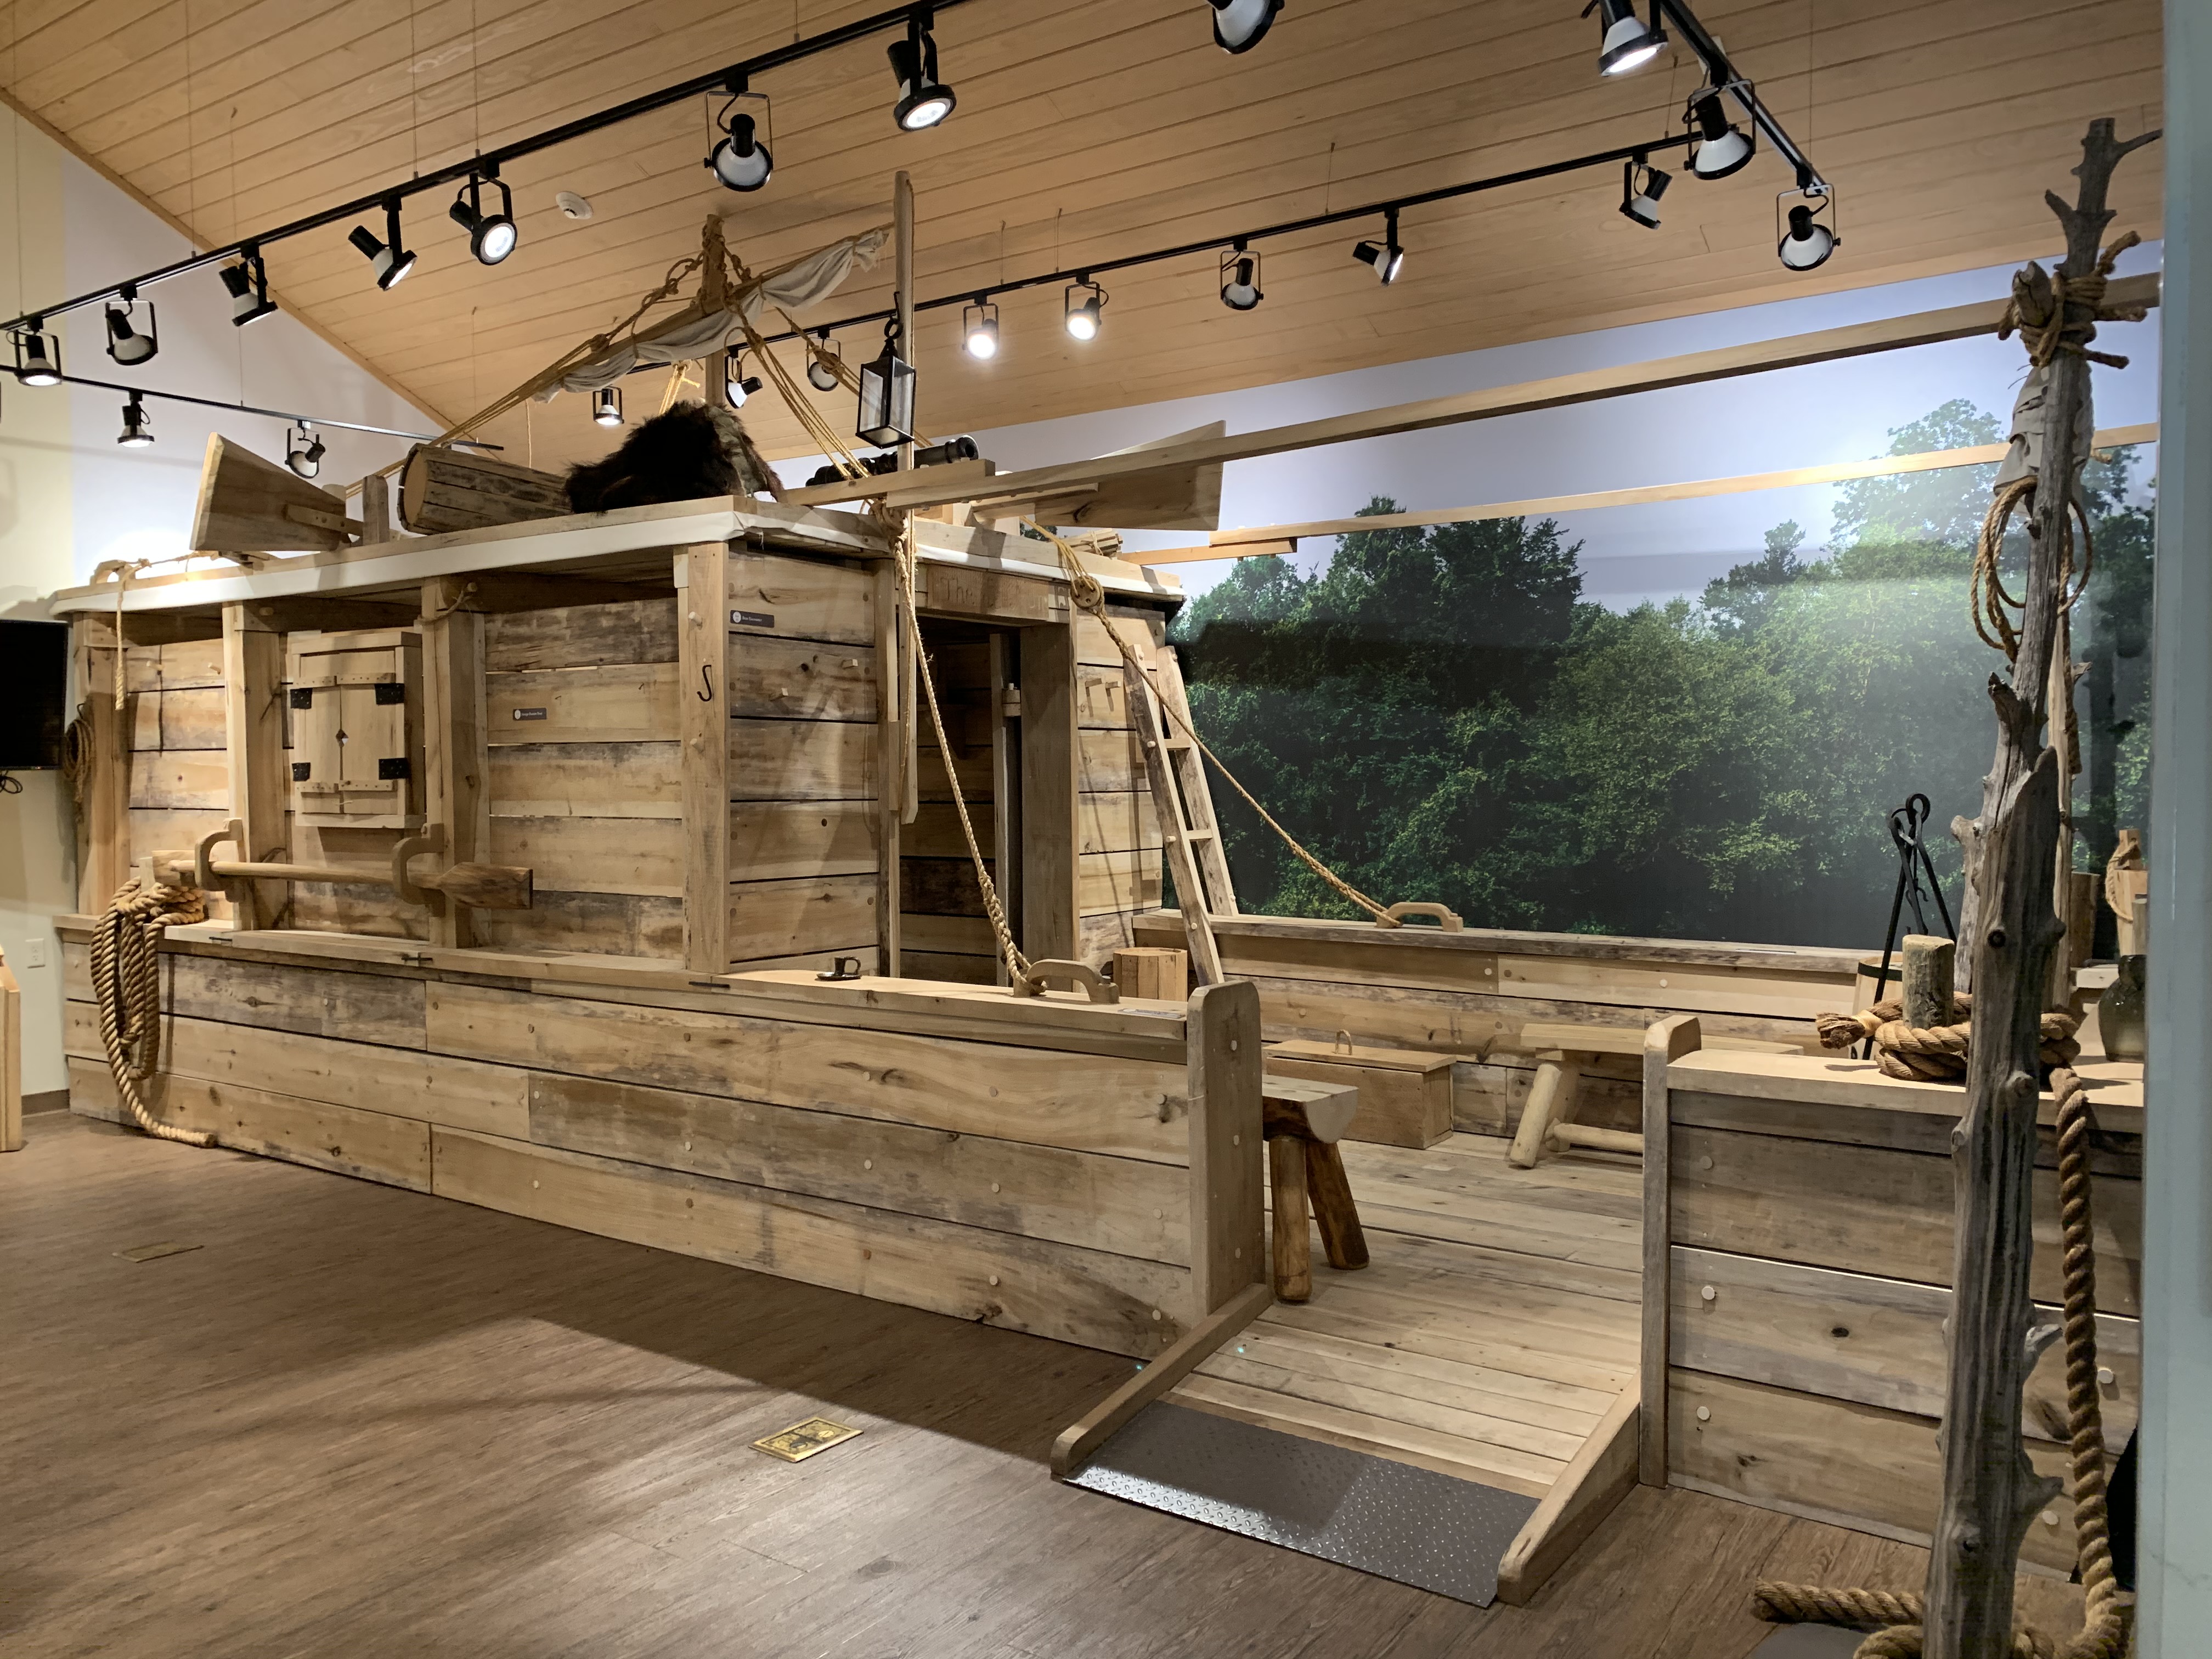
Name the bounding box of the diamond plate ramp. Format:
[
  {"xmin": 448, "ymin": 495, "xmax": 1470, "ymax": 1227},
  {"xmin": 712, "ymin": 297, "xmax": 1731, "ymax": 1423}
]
[{"xmin": 1065, "ymin": 1401, "xmax": 1539, "ymax": 1605}]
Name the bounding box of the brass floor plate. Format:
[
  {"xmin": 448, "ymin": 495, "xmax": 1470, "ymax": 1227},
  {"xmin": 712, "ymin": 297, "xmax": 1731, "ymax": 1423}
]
[
  {"xmin": 115, "ymin": 1242, "xmax": 202, "ymax": 1263},
  {"xmin": 752, "ymin": 1417, "xmax": 862, "ymax": 1463}
]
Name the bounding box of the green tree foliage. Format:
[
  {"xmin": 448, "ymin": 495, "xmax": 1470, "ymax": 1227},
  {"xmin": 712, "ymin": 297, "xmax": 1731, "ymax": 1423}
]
[{"xmin": 1172, "ymin": 402, "xmax": 2156, "ymax": 947}]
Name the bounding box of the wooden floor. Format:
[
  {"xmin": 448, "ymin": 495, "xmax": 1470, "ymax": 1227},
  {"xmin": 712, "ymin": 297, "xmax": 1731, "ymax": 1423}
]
[
  {"xmin": 1176, "ymin": 1133, "xmax": 1640, "ymax": 1499},
  {"xmin": 2, "ymin": 1111, "xmax": 2084, "ymax": 1658}
]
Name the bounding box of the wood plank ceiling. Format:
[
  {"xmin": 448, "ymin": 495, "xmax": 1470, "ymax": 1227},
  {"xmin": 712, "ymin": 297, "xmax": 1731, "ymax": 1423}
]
[{"xmin": 1, "ymin": 0, "xmax": 2166, "ymax": 476}]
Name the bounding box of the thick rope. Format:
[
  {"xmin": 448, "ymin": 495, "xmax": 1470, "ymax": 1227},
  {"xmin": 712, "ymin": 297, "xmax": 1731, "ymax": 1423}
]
[
  {"xmin": 1813, "ymin": 995, "xmax": 2080, "ymax": 1082},
  {"xmin": 1751, "ymin": 1070, "xmax": 2124, "ymax": 1658},
  {"xmin": 90, "ymin": 880, "xmax": 215, "ymax": 1148}
]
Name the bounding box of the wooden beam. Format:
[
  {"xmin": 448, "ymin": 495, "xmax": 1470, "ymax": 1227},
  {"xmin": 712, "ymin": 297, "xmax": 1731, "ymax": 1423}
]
[
  {"xmin": 419, "ymin": 598, "xmax": 487, "ymax": 950},
  {"xmin": 1049, "ymin": 1282, "xmax": 1273, "ymax": 1479},
  {"xmin": 1019, "ymin": 620, "xmax": 1080, "ymax": 964},
  {"xmin": 238, "ymin": 596, "xmax": 420, "ymax": 634},
  {"xmin": 1639, "ymin": 1013, "xmax": 1701, "ymax": 1487},
  {"xmin": 74, "ymin": 622, "xmax": 128, "ymax": 913},
  {"xmin": 421, "ymin": 571, "xmax": 675, "ymax": 616},
  {"xmin": 0, "ymin": 956, "xmax": 20, "ymax": 1153},
  {"xmin": 1496, "ymin": 1385, "xmax": 1640, "ymax": 1605},
  {"xmin": 874, "ymin": 276, "xmax": 2163, "ymax": 514},
  {"xmin": 680, "ymin": 542, "xmax": 733, "ymax": 973},
  {"xmin": 221, "ymin": 605, "xmax": 288, "ymax": 930},
  {"xmin": 876, "ymin": 560, "xmax": 904, "ymax": 977},
  {"xmin": 1187, "ymin": 977, "xmax": 1264, "ymax": 1316}
]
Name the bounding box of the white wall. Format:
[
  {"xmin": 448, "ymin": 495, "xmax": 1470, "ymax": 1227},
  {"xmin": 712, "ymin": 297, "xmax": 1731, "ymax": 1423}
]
[{"xmin": 0, "ymin": 105, "xmax": 433, "ymax": 1100}]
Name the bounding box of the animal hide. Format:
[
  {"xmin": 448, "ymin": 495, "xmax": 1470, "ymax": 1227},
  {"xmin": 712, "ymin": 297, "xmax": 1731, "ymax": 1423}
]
[{"xmin": 564, "ymin": 401, "xmax": 779, "ymax": 514}]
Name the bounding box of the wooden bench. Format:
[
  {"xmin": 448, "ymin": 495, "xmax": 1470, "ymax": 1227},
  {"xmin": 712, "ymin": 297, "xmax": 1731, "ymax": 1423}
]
[
  {"xmin": 1261, "ymin": 1074, "xmax": 1367, "ymax": 1302},
  {"xmin": 1506, "ymin": 1022, "xmax": 1798, "ymax": 1169}
]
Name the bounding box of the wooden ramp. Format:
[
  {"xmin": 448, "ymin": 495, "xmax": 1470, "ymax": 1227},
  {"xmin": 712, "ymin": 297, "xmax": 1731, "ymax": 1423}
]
[{"xmin": 1169, "ymin": 1131, "xmax": 1643, "ymax": 1601}]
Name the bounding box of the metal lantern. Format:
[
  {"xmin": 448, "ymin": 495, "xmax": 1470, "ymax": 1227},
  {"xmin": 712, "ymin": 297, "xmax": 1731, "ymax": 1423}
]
[{"xmin": 856, "ymin": 317, "xmax": 916, "ymax": 448}]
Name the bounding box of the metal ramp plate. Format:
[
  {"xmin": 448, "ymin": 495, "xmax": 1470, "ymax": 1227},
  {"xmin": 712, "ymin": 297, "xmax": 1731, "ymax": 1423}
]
[{"xmin": 1065, "ymin": 1401, "xmax": 1538, "ymax": 1605}]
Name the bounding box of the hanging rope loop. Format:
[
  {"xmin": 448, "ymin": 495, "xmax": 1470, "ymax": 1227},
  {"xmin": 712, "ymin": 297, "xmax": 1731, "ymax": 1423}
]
[{"xmin": 90, "ymin": 878, "xmax": 217, "ymax": 1148}]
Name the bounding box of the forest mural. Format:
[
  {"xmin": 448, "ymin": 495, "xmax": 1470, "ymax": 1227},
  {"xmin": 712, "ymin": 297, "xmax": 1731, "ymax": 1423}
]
[{"xmin": 1170, "ymin": 401, "xmax": 2154, "ymax": 949}]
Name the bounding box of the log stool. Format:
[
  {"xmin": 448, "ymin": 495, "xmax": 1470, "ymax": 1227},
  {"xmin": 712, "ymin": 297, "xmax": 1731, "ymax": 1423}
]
[
  {"xmin": 1505, "ymin": 1020, "xmax": 1798, "ymax": 1169},
  {"xmin": 1261, "ymin": 1074, "xmax": 1369, "ymax": 1302}
]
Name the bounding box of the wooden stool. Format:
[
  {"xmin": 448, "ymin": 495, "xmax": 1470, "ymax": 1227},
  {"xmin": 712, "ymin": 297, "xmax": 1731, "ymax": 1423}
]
[
  {"xmin": 1506, "ymin": 1021, "xmax": 1797, "ymax": 1168},
  {"xmin": 1261, "ymin": 1075, "xmax": 1369, "ymax": 1302}
]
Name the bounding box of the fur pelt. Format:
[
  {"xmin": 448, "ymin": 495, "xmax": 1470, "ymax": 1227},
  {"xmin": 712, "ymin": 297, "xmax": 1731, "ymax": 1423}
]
[{"xmin": 564, "ymin": 400, "xmax": 778, "ymax": 514}]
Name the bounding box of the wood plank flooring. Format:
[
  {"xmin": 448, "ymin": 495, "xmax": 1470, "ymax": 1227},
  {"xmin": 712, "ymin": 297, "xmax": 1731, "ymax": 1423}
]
[
  {"xmin": 1177, "ymin": 1132, "xmax": 1641, "ymax": 1497},
  {"xmin": 1, "ymin": 1113, "xmax": 2083, "ymax": 1657}
]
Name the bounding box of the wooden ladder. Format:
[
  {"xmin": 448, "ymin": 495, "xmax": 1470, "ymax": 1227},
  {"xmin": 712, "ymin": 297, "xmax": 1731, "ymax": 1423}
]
[{"xmin": 1122, "ymin": 645, "xmax": 1238, "ymax": 986}]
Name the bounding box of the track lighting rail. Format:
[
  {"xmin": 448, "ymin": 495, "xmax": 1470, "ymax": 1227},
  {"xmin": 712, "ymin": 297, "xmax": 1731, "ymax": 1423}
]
[
  {"xmin": 0, "ymin": 0, "xmax": 978, "ymax": 338},
  {"xmin": 40, "ymin": 370, "xmax": 474, "ymax": 445},
  {"xmin": 1652, "ymin": 0, "xmax": 1825, "ymax": 191}
]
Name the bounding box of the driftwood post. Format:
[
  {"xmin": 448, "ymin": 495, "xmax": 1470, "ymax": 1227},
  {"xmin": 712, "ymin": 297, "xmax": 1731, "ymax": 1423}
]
[
  {"xmin": 1901, "ymin": 934, "xmax": 1955, "ymax": 1029},
  {"xmin": 1930, "ymin": 119, "xmax": 2157, "ymax": 1659}
]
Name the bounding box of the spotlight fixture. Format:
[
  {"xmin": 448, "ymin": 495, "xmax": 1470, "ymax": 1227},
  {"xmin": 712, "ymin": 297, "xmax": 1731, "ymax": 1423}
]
[
  {"xmin": 1777, "ymin": 188, "xmax": 1838, "ymax": 271},
  {"xmin": 887, "ymin": 9, "xmax": 956, "ymax": 131},
  {"xmin": 1584, "ymin": 0, "xmax": 1665, "ymax": 76},
  {"xmin": 706, "ymin": 77, "xmax": 774, "ymax": 191},
  {"xmin": 104, "ymin": 285, "xmax": 159, "ymax": 366},
  {"xmin": 286, "ymin": 420, "xmax": 326, "ymax": 479},
  {"xmin": 117, "ymin": 396, "xmax": 153, "ymax": 448},
  {"xmin": 806, "ymin": 330, "xmax": 842, "ymax": 392},
  {"xmin": 220, "ymin": 249, "xmax": 279, "ymax": 326},
  {"xmin": 1687, "ymin": 84, "xmax": 1754, "ymax": 180},
  {"xmin": 1063, "ymin": 278, "xmax": 1105, "ymax": 341},
  {"xmin": 349, "ymin": 198, "xmax": 417, "ymax": 289},
  {"xmin": 1219, "ymin": 240, "xmax": 1263, "ymax": 311},
  {"xmin": 857, "ymin": 317, "xmax": 917, "ymax": 447},
  {"xmin": 592, "ymin": 386, "xmax": 624, "ymax": 427},
  {"xmin": 1619, "ymin": 156, "xmax": 1670, "ymax": 228},
  {"xmin": 13, "ymin": 321, "xmax": 60, "ymax": 386},
  {"xmin": 724, "ymin": 352, "xmax": 764, "ymax": 407},
  {"xmin": 962, "ymin": 297, "xmax": 1000, "ymax": 359},
  {"xmin": 1209, "ymin": 0, "xmax": 1283, "ymax": 54},
  {"xmin": 450, "ymin": 171, "xmax": 519, "ymax": 265},
  {"xmin": 1353, "ymin": 206, "xmax": 1405, "ymax": 285}
]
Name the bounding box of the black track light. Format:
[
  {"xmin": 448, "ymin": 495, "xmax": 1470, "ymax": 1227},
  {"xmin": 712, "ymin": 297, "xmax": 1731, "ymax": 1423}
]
[
  {"xmin": 1220, "ymin": 241, "xmax": 1263, "ymax": 311},
  {"xmin": 104, "ymin": 285, "xmax": 158, "ymax": 366},
  {"xmin": 806, "ymin": 331, "xmax": 842, "ymax": 392},
  {"xmin": 1584, "ymin": 0, "xmax": 1664, "ymax": 76},
  {"xmin": 963, "ymin": 297, "xmax": 1000, "ymax": 360},
  {"xmin": 707, "ymin": 77, "xmax": 774, "ymax": 191},
  {"xmin": 14, "ymin": 320, "xmax": 60, "ymax": 386},
  {"xmin": 1210, "ymin": 0, "xmax": 1283, "ymax": 54},
  {"xmin": 1688, "ymin": 84, "xmax": 1754, "ymax": 180},
  {"xmin": 287, "ymin": 420, "xmax": 326, "ymax": 479},
  {"xmin": 221, "ymin": 249, "xmax": 279, "ymax": 326},
  {"xmin": 857, "ymin": 317, "xmax": 916, "ymax": 446},
  {"xmin": 1620, "ymin": 157, "xmax": 1670, "ymax": 228},
  {"xmin": 593, "ymin": 386, "xmax": 624, "ymax": 427},
  {"xmin": 450, "ymin": 172, "xmax": 518, "ymax": 265},
  {"xmin": 349, "ymin": 199, "xmax": 417, "ymax": 289},
  {"xmin": 1064, "ymin": 278, "xmax": 1105, "ymax": 341},
  {"xmin": 725, "ymin": 353, "xmax": 764, "ymax": 407},
  {"xmin": 1778, "ymin": 190, "xmax": 1838, "ymax": 270},
  {"xmin": 117, "ymin": 396, "xmax": 153, "ymax": 448},
  {"xmin": 1353, "ymin": 207, "xmax": 1404, "ymax": 284},
  {"xmin": 888, "ymin": 10, "xmax": 956, "ymax": 131}
]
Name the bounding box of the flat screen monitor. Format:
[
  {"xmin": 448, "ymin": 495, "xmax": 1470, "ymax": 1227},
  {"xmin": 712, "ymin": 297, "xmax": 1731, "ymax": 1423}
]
[{"xmin": 0, "ymin": 619, "xmax": 70, "ymax": 771}]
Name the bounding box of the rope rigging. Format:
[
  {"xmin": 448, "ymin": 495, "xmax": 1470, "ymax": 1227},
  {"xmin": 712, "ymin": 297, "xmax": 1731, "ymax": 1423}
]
[{"xmin": 91, "ymin": 879, "xmax": 217, "ymax": 1148}]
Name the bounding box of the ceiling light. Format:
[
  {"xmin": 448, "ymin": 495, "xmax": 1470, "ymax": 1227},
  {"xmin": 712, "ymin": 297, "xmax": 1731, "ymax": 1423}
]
[
  {"xmin": 104, "ymin": 286, "xmax": 158, "ymax": 365},
  {"xmin": 725, "ymin": 354, "xmax": 764, "ymax": 406},
  {"xmin": 1063, "ymin": 278, "xmax": 1104, "ymax": 341},
  {"xmin": 857, "ymin": 320, "xmax": 917, "ymax": 447},
  {"xmin": 220, "ymin": 250, "xmax": 279, "ymax": 326},
  {"xmin": 14, "ymin": 321, "xmax": 60, "ymax": 386},
  {"xmin": 1586, "ymin": 0, "xmax": 1664, "ymax": 76},
  {"xmin": 963, "ymin": 297, "xmax": 999, "ymax": 359},
  {"xmin": 1778, "ymin": 195, "xmax": 1838, "ymax": 270},
  {"xmin": 449, "ymin": 173, "xmax": 518, "ymax": 265},
  {"xmin": 1220, "ymin": 241, "xmax": 1263, "ymax": 311},
  {"xmin": 1688, "ymin": 86, "xmax": 1754, "ymax": 180},
  {"xmin": 1620, "ymin": 157, "xmax": 1670, "ymax": 228},
  {"xmin": 1210, "ymin": 0, "xmax": 1283, "ymax": 54},
  {"xmin": 806, "ymin": 331, "xmax": 842, "ymax": 392},
  {"xmin": 349, "ymin": 199, "xmax": 417, "ymax": 289},
  {"xmin": 286, "ymin": 421, "xmax": 327, "ymax": 479},
  {"xmin": 592, "ymin": 386, "xmax": 624, "ymax": 427},
  {"xmin": 556, "ymin": 191, "xmax": 594, "ymax": 220},
  {"xmin": 1353, "ymin": 207, "xmax": 1404, "ymax": 284},
  {"xmin": 117, "ymin": 397, "xmax": 153, "ymax": 447},
  {"xmin": 888, "ymin": 10, "xmax": 956, "ymax": 131},
  {"xmin": 707, "ymin": 78, "xmax": 774, "ymax": 191}
]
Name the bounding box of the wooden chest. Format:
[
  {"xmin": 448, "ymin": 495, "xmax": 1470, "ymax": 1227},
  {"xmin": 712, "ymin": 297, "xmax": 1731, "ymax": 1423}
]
[{"xmin": 1264, "ymin": 1037, "xmax": 1454, "ymax": 1149}]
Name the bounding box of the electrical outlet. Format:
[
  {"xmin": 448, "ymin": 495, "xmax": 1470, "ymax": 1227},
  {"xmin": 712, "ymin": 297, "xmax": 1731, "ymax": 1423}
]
[{"xmin": 20, "ymin": 939, "xmax": 47, "ymax": 969}]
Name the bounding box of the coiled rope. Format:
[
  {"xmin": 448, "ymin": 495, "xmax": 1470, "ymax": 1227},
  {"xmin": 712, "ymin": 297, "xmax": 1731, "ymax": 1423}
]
[
  {"xmin": 90, "ymin": 879, "xmax": 216, "ymax": 1148},
  {"xmin": 1753, "ymin": 1073, "xmax": 2125, "ymax": 1658},
  {"xmin": 1814, "ymin": 994, "xmax": 2081, "ymax": 1083}
]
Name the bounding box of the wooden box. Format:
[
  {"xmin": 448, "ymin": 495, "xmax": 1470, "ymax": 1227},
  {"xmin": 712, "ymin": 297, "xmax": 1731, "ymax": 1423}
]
[{"xmin": 1263, "ymin": 1038, "xmax": 1453, "ymax": 1149}]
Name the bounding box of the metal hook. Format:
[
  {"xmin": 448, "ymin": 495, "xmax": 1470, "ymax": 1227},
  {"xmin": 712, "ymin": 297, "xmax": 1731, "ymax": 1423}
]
[{"xmin": 697, "ymin": 663, "xmax": 715, "ymax": 702}]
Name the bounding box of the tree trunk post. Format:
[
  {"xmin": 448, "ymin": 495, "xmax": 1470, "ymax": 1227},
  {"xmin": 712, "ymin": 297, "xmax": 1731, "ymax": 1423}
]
[
  {"xmin": 1901, "ymin": 934, "xmax": 1956, "ymax": 1028},
  {"xmin": 1927, "ymin": 119, "xmax": 2158, "ymax": 1659}
]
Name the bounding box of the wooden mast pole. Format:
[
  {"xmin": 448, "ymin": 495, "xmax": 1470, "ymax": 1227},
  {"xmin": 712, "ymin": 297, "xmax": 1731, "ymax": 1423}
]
[{"xmin": 1927, "ymin": 119, "xmax": 2157, "ymax": 1659}]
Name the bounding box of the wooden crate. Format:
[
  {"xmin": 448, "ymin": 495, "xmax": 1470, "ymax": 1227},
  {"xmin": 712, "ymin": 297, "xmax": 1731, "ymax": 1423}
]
[{"xmin": 1264, "ymin": 1037, "xmax": 1453, "ymax": 1148}]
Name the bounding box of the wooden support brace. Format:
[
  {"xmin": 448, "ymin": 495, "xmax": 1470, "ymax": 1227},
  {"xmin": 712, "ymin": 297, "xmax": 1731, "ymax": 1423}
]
[
  {"xmin": 679, "ymin": 543, "xmax": 733, "ymax": 973},
  {"xmin": 1049, "ymin": 1282, "xmax": 1273, "ymax": 1480},
  {"xmin": 1496, "ymin": 1386, "xmax": 1641, "ymax": 1605},
  {"xmin": 221, "ymin": 603, "xmax": 287, "ymax": 930},
  {"xmin": 1639, "ymin": 1013, "xmax": 1702, "ymax": 1487}
]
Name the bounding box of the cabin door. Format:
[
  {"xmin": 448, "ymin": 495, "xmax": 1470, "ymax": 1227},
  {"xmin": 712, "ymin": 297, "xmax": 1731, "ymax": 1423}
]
[{"xmin": 901, "ymin": 617, "xmax": 1020, "ymax": 984}]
